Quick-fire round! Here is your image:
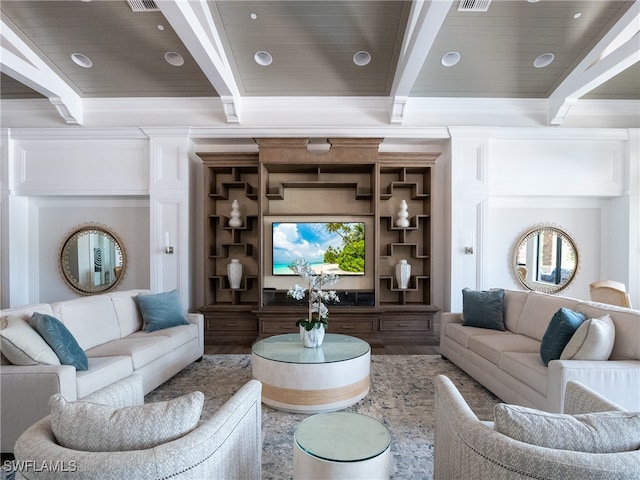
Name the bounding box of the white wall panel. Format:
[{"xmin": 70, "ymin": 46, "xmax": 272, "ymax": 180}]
[
  {"xmin": 489, "ymin": 139, "xmax": 625, "ymax": 197},
  {"xmin": 13, "ymin": 139, "xmax": 148, "ymax": 195}
]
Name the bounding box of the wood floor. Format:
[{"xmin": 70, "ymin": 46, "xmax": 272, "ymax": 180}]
[{"xmin": 205, "ymin": 344, "xmax": 440, "ymax": 355}]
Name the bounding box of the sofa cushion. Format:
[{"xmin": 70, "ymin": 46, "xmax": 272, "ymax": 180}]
[
  {"xmin": 109, "ymin": 289, "xmax": 149, "ymax": 337},
  {"xmin": 0, "ymin": 315, "xmax": 61, "ymax": 366},
  {"xmin": 461, "ymin": 288, "xmax": 505, "ymax": 331},
  {"xmin": 127, "ymin": 323, "xmax": 198, "ymax": 350},
  {"xmin": 76, "ymin": 356, "xmax": 134, "ymax": 399},
  {"xmin": 49, "ymin": 390, "xmax": 204, "ymax": 452},
  {"xmin": 561, "ymin": 315, "xmax": 615, "ymax": 361},
  {"xmin": 502, "ymin": 290, "xmax": 529, "ymax": 332},
  {"xmin": 85, "ymin": 335, "xmax": 173, "ymax": 370},
  {"xmin": 136, "ymin": 290, "xmax": 189, "ymax": 333},
  {"xmin": 540, "ymin": 308, "xmax": 586, "ymax": 365},
  {"xmin": 494, "ymin": 403, "xmax": 640, "ymax": 453},
  {"xmin": 469, "ymin": 333, "xmax": 541, "ymax": 366},
  {"xmin": 445, "ymin": 322, "xmax": 509, "ymax": 349},
  {"xmin": 499, "ymin": 352, "xmax": 548, "ymax": 396},
  {"xmin": 577, "ymin": 302, "xmax": 640, "ymax": 361},
  {"xmin": 516, "ymin": 292, "xmax": 580, "ymax": 341},
  {"xmin": 30, "ymin": 312, "xmax": 88, "ymax": 371},
  {"xmin": 51, "ymin": 296, "xmax": 121, "ymax": 351}
]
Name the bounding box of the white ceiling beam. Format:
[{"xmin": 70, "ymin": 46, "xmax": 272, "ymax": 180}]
[
  {"xmin": 0, "ymin": 14, "xmax": 83, "ymax": 125},
  {"xmin": 548, "ymin": 1, "xmax": 640, "ymax": 126},
  {"xmin": 158, "ymin": 0, "xmax": 242, "ymax": 123},
  {"xmin": 389, "ymin": 0, "xmax": 453, "ymax": 124}
]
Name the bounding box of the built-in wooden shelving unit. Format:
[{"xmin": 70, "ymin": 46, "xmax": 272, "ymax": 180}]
[{"xmin": 198, "ymin": 140, "xmax": 439, "ymax": 346}]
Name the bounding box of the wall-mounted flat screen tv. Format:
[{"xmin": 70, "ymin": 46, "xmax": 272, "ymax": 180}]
[{"xmin": 272, "ymin": 222, "xmax": 365, "ymax": 276}]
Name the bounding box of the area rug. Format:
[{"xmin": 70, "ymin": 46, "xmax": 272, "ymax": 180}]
[{"xmin": 144, "ymin": 354, "xmax": 500, "ymax": 480}]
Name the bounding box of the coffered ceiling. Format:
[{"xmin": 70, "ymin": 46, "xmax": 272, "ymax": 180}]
[{"xmin": 1, "ymin": 0, "xmax": 638, "ymax": 127}]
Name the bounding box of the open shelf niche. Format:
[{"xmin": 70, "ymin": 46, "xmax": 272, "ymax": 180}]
[{"xmin": 197, "ymin": 140, "xmax": 439, "ymax": 346}]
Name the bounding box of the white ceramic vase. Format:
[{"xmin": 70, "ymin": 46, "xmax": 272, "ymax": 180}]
[
  {"xmin": 396, "ymin": 199, "xmax": 410, "ymax": 228},
  {"xmin": 396, "ymin": 259, "xmax": 411, "ymax": 289},
  {"xmin": 227, "ymin": 259, "xmax": 242, "ymax": 289},
  {"xmin": 300, "ymin": 324, "xmax": 326, "ymax": 348},
  {"xmin": 229, "ymin": 200, "xmax": 242, "ymax": 228}
]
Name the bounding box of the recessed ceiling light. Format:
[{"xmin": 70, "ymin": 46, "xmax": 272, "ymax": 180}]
[
  {"xmin": 527, "ymin": 0, "xmax": 540, "ymax": 3},
  {"xmin": 250, "ymin": 13, "xmax": 257, "ymax": 20},
  {"xmin": 71, "ymin": 53, "xmax": 93, "ymax": 68},
  {"xmin": 441, "ymin": 51, "xmax": 461, "ymax": 67},
  {"xmin": 573, "ymin": 12, "xmax": 582, "ymax": 19},
  {"xmin": 164, "ymin": 51, "xmax": 184, "ymax": 67},
  {"xmin": 534, "ymin": 52, "xmax": 554, "ymax": 68},
  {"xmin": 353, "ymin": 51, "xmax": 371, "ymax": 66},
  {"xmin": 157, "ymin": 24, "xmax": 165, "ymax": 31},
  {"xmin": 254, "ymin": 51, "xmax": 273, "ymax": 66}
]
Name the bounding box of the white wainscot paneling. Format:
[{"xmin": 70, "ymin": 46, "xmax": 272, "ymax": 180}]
[
  {"xmin": 489, "ymin": 139, "xmax": 625, "ymax": 197},
  {"xmin": 14, "ymin": 139, "xmax": 149, "ymax": 195}
]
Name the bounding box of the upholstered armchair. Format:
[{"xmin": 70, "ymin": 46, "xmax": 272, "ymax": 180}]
[
  {"xmin": 434, "ymin": 375, "xmax": 640, "ymax": 479},
  {"xmin": 13, "ymin": 375, "xmax": 262, "ymax": 480}
]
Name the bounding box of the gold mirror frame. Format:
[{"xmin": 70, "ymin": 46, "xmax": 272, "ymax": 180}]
[
  {"xmin": 59, "ymin": 224, "xmax": 126, "ymax": 295},
  {"xmin": 512, "ymin": 225, "xmax": 579, "ymax": 294}
]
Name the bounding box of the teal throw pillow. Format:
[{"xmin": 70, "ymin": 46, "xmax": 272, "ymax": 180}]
[
  {"xmin": 461, "ymin": 288, "xmax": 506, "ymax": 331},
  {"xmin": 136, "ymin": 290, "xmax": 189, "ymax": 333},
  {"xmin": 540, "ymin": 308, "xmax": 586, "ymax": 366},
  {"xmin": 29, "ymin": 312, "xmax": 88, "ymax": 371}
]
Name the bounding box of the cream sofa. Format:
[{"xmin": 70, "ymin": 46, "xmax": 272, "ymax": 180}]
[
  {"xmin": 0, "ymin": 289, "xmax": 204, "ymax": 452},
  {"xmin": 440, "ymin": 289, "xmax": 640, "ymax": 413},
  {"xmin": 434, "ymin": 375, "xmax": 640, "ymax": 479},
  {"xmin": 13, "ymin": 375, "xmax": 262, "ymax": 480}
]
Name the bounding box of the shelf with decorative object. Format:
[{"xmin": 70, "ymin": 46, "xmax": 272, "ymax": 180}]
[{"xmin": 197, "ymin": 141, "xmax": 439, "ymax": 346}]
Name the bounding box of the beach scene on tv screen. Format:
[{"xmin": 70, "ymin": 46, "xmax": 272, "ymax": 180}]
[{"xmin": 273, "ymin": 222, "xmax": 365, "ymax": 275}]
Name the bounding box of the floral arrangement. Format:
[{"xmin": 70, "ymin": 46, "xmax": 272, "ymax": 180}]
[{"xmin": 287, "ymin": 258, "xmax": 340, "ymax": 331}]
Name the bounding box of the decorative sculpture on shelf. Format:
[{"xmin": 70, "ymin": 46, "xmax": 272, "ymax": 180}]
[
  {"xmin": 229, "ymin": 200, "xmax": 242, "ymax": 228},
  {"xmin": 396, "ymin": 200, "xmax": 410, "ymax": 228}
]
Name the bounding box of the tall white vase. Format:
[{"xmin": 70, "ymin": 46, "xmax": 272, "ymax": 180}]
[
  {"xmin": 396, "ymin": 259, "xmax": 411, "ymax": 289},
  {"xmin": 227, "ymin": 259, "xmax": 242, "ymax": 289}
]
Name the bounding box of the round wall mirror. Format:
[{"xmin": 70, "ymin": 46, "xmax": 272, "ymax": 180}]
[
  {"xmin": 59, "ymin": 224, "xmax": 126, "ymax": 295},
  {"xmin": 512, "ymin": 225, "xmax": 578, "ymax": 294}
]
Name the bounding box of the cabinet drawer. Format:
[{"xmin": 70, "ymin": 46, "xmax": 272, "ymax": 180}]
[
  {"xmin": 380, "ymin": 318, "xmax": 431, "ymax": 331},
  {"xmin": 330, "ymin": 320, "xmax": 375, "ymax": 334},
  {"xmin": 260, "ymin": 321, "xmax": 299, "ymax": 334},
  {"xmin": 206, "ymin": 318, "xmax": 258, "ymax": 331}
]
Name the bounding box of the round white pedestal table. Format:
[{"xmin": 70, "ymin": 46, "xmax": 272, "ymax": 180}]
[{"xmin": 251, "ymin": 333, "xmax": 370, "ymax": 413}]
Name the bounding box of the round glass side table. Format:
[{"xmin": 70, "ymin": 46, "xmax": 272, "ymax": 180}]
[{"xmin": 293, "ymin": 412, "xmax": 391, "ymax": 479}]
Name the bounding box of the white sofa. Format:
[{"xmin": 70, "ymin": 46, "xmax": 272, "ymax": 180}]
[
  {"xmin": 13, "ymin": 375, "xmax": 262, "ymax": 480},
  {"xmin": 0, "ymin": 289, "xmax": 204, "ymax": 452},
  {"xmin": 440, "ymin": 289, "xmax": 640, "ymax": 413}
]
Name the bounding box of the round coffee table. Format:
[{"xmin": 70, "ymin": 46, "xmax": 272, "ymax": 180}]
[
  {"xmin": 293, "ymin": 412, "xmax": 391, "ymax": 480},
  {"xmin": 251, "ymin": 333, "xmax": 370, "ymax": 413}
]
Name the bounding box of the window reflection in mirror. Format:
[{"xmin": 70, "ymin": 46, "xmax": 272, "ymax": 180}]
[
  {"xmin": 513, "ymin": 226, "xmax": 578, "ymax": 294},
  {"xmin": 59, "ymin": 224, "xmax": 125, "ymax": 295}
]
